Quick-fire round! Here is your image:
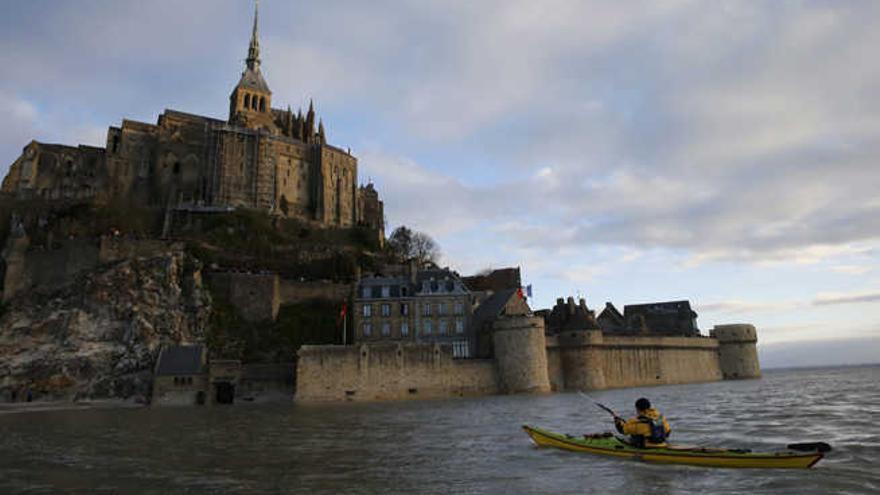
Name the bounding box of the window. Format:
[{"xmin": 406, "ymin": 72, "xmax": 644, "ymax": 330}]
[
  {"xmin": 423, "ymin": 303, "xmax": 432, "ymax": 316},
  {"xmin": 423, "ymin": 320, "xmax": 432, "ymax": 335},
  {"xmin": 361, "ymin": 287, "xmax": 371, "ymax": 299},
  {"xmin": 381, "ymin": 286, "xmax": 390, "ymax": 298},
  {"xmin": 382, "ymin": 322, "xmax": 391, "ymax": 336},
  {"xmin": 400, "ymin": 303, "xmax": 409, "ymax": 316},
  {"xmin": 244, "ymin": 94, "xmax": 251, "ymax": 109},
  {"xmin": 454, "ymin": 302, "xmax": 464, "ymax": 315},
  {"xmin": 401, "ymin": 287, "xmax": 408, "ymax": 297},
  {"xmin": 362, "ymin": 304, "xmax": 372, "ymax": 318},
  {"xmin": 439, "ymin": 320, "xmax": 448, "ymax": 335},
  {"xmin": 456, "ymin": 319, "xmax": 464, "ymax": 334},
  {"xmin": 401, "ymin": 322, "xmax": 409, "ymax": 337},
  {"xmin": 438, "ymin": 302, "xmax": 447, "ymax": 315},
  {"xmin": 363, "ymin": 323, "xmax": 372, "ymax": 337},
  {"xmin": 381, "ymin": 304, "xmax": 391, "ymax": 317}
]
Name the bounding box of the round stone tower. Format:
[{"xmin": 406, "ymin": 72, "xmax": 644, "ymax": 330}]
[
  {"xmin": 712, "ymin": 324, "xmax": 761, "ymax": 380},
  {"xmin": 492, "ymin": 315, "xmax": 551, "ymax": 394},
  {"xmin": 558, "ymin": 330, "xmax": 606, "ymax": 391}
]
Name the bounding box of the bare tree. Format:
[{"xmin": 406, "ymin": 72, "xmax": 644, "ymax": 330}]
[
  {"xmin": 411, "ymin": 231, "xmax": 439, "ymax": 266},
  {"xmin": 385, "ymin": 225, "xmax": 440, "ymax": 266}
]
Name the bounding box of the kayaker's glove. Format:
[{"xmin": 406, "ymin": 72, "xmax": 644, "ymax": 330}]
[{"xmin": 614, "ymin": 417, "xmax": 624, "ymax": 434}]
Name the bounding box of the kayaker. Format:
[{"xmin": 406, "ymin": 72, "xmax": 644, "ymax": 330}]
[{"xmin": 614, "ymin": 398, "xmax": 671, "ymax": 448}]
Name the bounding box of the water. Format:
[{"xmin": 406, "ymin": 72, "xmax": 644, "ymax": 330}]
[{"xmin": 1, "ymin": 366, "xmax": 878, "ymax": 494}]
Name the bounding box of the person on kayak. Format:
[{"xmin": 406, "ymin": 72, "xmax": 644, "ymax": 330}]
[{"xmin": 614, "ymin": 398, "xmax": 671, "ymax": 448}]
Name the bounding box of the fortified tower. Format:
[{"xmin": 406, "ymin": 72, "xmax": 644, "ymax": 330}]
[
  {"xmin": 492, "ymin": 315, "xmax": 550, "ymax": 394},
  {"xmin": 712, "ymin": 324, "xmax": 761, "ymax": 380},
  {"xmin": 550, "ymin": 297, "xmax": 607, "ymax": 391}
]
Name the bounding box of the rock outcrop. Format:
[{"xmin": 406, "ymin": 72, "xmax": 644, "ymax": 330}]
[{"xmin": 0, "ymin": 251, "xmax": 211, "ymax": 401}]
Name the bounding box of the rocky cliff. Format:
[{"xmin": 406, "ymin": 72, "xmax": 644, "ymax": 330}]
[{"xmin": 0, "ymin": 251, "xmax": 211, "ymax": 401}]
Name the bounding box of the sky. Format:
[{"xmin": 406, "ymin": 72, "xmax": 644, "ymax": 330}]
[{"xmin": 0, "ymin": 0, "xmax": 878, "ymax": 368}]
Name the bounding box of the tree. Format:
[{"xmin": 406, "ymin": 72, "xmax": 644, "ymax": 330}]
[
  {"xmin": 411, "ymin": 231, "xmax": 439, "ymax": 267},
  {"xmin": 386, "ymin": 225, "xmax": 440, "ymax": 266}
]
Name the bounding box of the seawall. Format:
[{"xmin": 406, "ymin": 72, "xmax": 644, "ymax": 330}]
[
  {"xmin": 547, "ymin": 331, "xmax": 722, "ymax": 391},
  {"xmin": 295, "ymin": 343, "xmax": 498, "ymax": 402}
]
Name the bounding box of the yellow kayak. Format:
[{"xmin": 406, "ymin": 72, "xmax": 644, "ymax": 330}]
[{"xmin": 523, "ymin": 425, "xmax": 825, "ymax": 469}]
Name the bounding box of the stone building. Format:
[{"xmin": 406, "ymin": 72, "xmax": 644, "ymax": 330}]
[
  {"xmin": 354, "ymin": 265, "xmax": 474, "ymax": 357},
  {"xmin": 544, "ymin": 297, "xmax": 601, "ymax": 335},
  {"xmin": 592, "ymin": 300, "xmax": 700, "ymax": 336},
  {"xmin": 0, "ymin": 2, "xmax": 384, "ymax": 234},
  {"xmin": 471, "ymin": 288, "xmax": 531, "ymax": 358},
  {"xmin": 151, "ymin": 344, "xmax": 208, "ymax": 406}
]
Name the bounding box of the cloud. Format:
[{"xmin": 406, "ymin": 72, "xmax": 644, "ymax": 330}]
[
  {"xmin": 812, "ymin": 291, "xmax": 880, "ymax": 307},
  {"xmin": 696, "ymin": 300, "xmax": 798, "ymax": 315}
]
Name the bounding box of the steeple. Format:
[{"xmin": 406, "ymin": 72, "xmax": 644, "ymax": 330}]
[
  {"xmin": 229, "ymin": 0, "xmax": 272, "ymax": 126},
  {"xmin": 246, "ymin": 0, "xmax": 261, "ymax": 71}
]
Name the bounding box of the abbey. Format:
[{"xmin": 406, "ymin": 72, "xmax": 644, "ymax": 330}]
[{"xmin": 0, "ymin": 4, "xmax": 383, "ymax": 231}]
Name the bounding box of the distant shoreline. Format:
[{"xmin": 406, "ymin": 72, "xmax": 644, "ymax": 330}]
[{"xmin": 762, "ymin": 362, "xmax": 879, "ymax": 372}]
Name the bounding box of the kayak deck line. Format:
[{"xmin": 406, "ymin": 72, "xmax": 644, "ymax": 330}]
[{"xmin": 523, "ymin": 425, "xmax": 824, "ymax": 469}]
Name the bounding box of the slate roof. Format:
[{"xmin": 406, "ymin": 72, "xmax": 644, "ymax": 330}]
[
  {"xmin": 236, "ymin": 68, "xmax": 271, "ymax": 93},
  {"xmin": 473, "ymin": 289, "xmax": 518, "ymax": 327},
  {"xmin": 155, "ymin": 345, "xmax": 205, "ymax": 376}
]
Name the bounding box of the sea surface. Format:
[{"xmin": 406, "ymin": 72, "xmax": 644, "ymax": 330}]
[{"xmin": 0, "ymin": 365, "xmax": 878, "ymax": 494}]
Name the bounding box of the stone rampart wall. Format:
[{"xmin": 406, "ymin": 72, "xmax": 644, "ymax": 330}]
[
  {"xmin": 295, "ymin": 343, "xmax": 497, "ymax": 402},
  {"xmin": 546, "ymin": 332, "xmax": 723, "ymax": 391},
  {"xmin": 279, "ymin": 279, "xmax": 350, "ymax": 304},
  {"xmin": 206, "ymin": 271, "xmax": 280, "ymax": 322}
]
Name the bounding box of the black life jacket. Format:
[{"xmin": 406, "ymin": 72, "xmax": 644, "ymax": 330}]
[{"xmin": 638, "ymin": 414, "xmax": 667, "ymax": 444}]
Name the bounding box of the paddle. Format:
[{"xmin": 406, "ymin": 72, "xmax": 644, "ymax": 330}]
[
  {"xmin": 787, "ymin": 442, "xmax": 832, "ymax": 453},
  {"xmin": 578, "ymin": 392, "xmax": 622, "ymax": 421}
]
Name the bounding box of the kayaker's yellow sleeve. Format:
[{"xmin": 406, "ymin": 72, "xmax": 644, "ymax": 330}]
[{"xmin": 621, "ymin": 418, "xmax": 648, "ymax": 436}]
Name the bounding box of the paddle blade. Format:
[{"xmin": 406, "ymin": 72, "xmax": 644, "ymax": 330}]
[{"xmin": 787, "ymin": 442, "xmax": 832, "ymax": 453}]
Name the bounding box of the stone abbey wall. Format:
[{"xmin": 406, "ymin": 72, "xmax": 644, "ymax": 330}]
[{"xmin": 296, "ymin": 316, "xmax": 761, "ymax": 403}]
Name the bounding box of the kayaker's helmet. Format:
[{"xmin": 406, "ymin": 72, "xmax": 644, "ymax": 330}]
[{"xmin": 635, "ymin": 398, "xmax": 651, "ymax": 411}]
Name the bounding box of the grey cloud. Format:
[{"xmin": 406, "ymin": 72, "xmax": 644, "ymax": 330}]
[{"xmin": 812, "ymin": 292, "xmax": 880, "ymax": 307}]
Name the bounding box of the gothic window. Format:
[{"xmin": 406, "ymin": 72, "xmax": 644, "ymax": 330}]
[
  {"xmin": 252, "ymin": 96, "xmax": 258, "ymax": 110},
  {"xmin": 259, "ymin": 97, "xmax": 266, "ymax": 112},
  {"xmin": 244, "ymin": 94, "xmax": 251, "ymax": 109}
]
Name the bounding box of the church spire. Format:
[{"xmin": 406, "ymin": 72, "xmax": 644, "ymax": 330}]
[{"xmin": 246, "ymin": 0, "xmax": 261, "ymax": 72}]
